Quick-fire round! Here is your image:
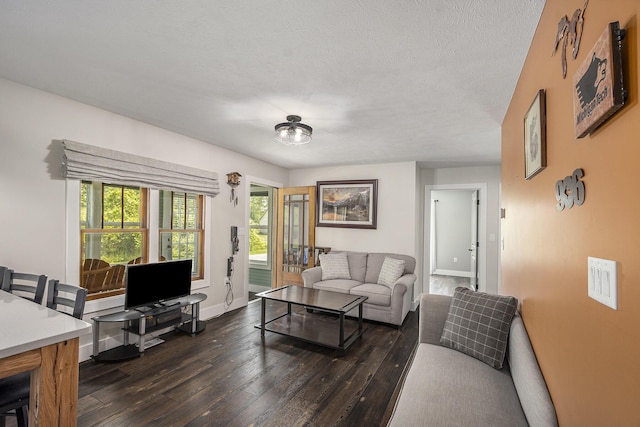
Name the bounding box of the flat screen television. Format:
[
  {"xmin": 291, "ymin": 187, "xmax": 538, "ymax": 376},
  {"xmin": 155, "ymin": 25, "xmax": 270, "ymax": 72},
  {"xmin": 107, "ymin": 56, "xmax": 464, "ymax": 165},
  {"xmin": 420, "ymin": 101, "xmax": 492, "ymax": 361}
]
[{"xmin": 125, "ymin": 259, "xmax": 193, "ymax": 310}]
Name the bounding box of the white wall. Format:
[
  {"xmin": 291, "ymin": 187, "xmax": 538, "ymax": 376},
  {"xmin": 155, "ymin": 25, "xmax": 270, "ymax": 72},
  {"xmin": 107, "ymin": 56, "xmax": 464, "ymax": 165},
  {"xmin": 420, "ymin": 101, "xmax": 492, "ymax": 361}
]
[
  {"xmin": 288, "ymin": 163, "xmax": 502, "ymax": 301},
  {"xmin": 289, "ymin": 162, "xmax": 421, "ymax": 303},
  {"xmin": 0, "ymin": 78, "xmax": 288, "ymax": 360}
]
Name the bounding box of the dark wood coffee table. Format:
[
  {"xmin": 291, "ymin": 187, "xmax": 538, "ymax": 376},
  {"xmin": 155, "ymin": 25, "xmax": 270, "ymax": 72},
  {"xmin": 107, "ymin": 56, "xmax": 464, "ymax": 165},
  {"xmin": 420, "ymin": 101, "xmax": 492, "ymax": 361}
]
[{"xmin": 255, "ymin": 285, "xmax": 367, "ymax": 353}]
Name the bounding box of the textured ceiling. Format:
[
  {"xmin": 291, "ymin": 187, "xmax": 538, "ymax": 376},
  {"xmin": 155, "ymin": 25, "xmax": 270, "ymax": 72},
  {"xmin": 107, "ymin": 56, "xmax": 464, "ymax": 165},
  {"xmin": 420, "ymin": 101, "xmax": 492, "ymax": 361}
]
[{"xmin": 0, "ymin": 0, "xmax": 544, "ymax": 169}]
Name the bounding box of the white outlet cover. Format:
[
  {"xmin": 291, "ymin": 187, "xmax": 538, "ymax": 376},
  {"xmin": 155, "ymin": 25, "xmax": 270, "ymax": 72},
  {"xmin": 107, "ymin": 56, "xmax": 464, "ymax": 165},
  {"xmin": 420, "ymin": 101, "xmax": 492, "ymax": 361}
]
[{"xmin": 588, "ymin": 257, "xmax": 617, "ymax": 310}]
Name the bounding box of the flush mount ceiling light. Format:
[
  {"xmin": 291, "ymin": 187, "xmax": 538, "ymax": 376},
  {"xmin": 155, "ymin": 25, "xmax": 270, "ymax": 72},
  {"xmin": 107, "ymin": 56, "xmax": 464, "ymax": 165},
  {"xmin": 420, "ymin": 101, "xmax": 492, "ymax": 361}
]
[{"xmin": 274, "ymin": 115, "xmax": 313, "ymax": 145}]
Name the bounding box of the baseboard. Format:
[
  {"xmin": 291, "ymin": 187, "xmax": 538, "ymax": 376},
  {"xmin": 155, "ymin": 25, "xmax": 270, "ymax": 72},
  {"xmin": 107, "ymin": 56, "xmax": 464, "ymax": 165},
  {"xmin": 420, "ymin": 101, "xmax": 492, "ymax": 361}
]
[
  {"xmin": 249, "ymin": 284, "xmax": 270, "ymax": 293},
  {"xmin": 200, "ymin": 298, "xmax": 246, "ymax": 321},
  {"xmin": 433, "ymin": 269, "xmax": 473, "ymax": 278}
]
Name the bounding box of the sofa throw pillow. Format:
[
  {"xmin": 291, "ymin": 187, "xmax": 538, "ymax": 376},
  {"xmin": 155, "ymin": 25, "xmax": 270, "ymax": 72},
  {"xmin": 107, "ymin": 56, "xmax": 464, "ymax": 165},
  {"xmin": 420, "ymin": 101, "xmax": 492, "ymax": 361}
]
[
  {"xmin": 319, "ymin": 252, "xmax": 351, "ymax": 280},
  {"xmin": 440, "ymin": 287, "xmax": 518, "ymax": 369},
  {"xmin": 377, "ymin": 257, "xmax": 405, "ymax": 288}
]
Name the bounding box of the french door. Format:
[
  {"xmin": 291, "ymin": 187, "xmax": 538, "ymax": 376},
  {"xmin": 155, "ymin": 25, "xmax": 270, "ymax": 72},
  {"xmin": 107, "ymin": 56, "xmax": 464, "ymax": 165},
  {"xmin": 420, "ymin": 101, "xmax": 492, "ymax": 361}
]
[{"xmin": 273, "ymin": 186, "xmax": 316, "ymax": 288}]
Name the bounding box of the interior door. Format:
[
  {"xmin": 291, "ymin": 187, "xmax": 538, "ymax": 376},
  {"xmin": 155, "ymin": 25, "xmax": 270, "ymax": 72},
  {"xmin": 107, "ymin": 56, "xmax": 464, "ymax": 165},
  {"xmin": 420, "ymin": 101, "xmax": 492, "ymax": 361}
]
[
  {"xmin": 469, "ymin": 190, "xmax": 479, "ymax": 290},
  {"xmin": 273, "ymin": 186, "xmax": 316, "ymax": 288}
]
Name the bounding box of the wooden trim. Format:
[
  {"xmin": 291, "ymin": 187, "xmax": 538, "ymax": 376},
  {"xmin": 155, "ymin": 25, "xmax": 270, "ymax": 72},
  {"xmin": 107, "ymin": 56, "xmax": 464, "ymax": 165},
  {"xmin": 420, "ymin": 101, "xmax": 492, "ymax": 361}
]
[
  {"xmin": 86, "ymin": 288, "xmax": 124, "ymax": 301},
  {"xmin": 0, "ymin": 349, "xmax": 41, "ymax": 379}
]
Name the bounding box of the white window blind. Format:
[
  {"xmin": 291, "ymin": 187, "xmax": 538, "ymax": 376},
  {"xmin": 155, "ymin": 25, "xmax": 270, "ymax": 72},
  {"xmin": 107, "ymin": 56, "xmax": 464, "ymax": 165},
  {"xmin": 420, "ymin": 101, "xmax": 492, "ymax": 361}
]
[{"xmin": 62, "ymin": 140, "xmax": 220, "ymax": 197}]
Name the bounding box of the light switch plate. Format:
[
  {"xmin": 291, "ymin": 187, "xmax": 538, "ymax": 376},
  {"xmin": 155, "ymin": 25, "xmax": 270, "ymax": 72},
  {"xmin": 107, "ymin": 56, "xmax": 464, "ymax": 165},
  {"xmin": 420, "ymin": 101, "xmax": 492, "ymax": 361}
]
[{"xmin": 588, "ymin": 257, "xmax": 617, "ymax": 310}]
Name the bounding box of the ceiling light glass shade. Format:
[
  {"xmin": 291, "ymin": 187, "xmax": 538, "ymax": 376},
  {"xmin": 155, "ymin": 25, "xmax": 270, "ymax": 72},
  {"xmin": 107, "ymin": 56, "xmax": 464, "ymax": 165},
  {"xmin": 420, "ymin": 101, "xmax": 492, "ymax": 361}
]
[{"xmin": 274, "ymin": 115, "xmax": 312, "ymax": 145}]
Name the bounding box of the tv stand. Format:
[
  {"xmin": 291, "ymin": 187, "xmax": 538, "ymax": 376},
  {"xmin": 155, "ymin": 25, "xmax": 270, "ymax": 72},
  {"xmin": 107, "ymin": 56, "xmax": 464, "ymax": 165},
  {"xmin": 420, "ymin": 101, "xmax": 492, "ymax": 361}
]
[
  {"xmin": 91, "ymin": 293, "xmax": 207, "ymax": 362},
  {"xmin": 161, "ymin": 300, "xmax": 181, "ymax": 307}
]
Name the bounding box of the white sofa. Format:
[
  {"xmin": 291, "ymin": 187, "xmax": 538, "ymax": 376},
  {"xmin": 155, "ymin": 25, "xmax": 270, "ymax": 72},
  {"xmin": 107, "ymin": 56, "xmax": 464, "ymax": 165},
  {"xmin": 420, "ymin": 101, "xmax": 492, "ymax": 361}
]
[{"xmin": 301, "ymin": 251, "xmax": 416, "ymax": 326}]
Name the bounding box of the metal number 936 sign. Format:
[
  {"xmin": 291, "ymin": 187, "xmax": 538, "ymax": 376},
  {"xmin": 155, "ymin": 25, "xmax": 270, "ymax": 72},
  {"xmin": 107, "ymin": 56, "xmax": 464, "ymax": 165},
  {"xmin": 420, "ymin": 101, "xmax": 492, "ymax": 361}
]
[{"xmin": 556, "ymin": 169, "xmax": 585, "ymax": 211}]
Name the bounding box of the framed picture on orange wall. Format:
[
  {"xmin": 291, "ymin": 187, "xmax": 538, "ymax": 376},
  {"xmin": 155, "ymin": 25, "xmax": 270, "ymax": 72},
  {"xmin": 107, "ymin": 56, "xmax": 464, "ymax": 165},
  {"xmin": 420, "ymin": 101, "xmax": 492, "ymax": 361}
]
[
  {"xmin": 573, "ymin": 21, "xmax": 626, "ymax": 139},
  {"xmin": 524, "ymin": 89, "xmax": 547, "ymax": 180}
]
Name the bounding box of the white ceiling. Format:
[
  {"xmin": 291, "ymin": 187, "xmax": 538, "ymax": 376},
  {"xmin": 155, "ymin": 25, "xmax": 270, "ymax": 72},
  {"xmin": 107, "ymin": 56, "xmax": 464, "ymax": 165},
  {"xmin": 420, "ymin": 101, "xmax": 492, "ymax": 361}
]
[{"xmin": 0, "ymin": 1, "xmax": 544, "ymax": 170}]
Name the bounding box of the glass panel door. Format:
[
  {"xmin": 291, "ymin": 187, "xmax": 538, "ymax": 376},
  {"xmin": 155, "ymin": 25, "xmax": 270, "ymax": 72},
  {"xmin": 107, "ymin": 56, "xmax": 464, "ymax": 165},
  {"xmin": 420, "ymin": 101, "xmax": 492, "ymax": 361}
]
[{"xmin": 275, "ymin": 186, "xmax": 316, "ymax": 287}]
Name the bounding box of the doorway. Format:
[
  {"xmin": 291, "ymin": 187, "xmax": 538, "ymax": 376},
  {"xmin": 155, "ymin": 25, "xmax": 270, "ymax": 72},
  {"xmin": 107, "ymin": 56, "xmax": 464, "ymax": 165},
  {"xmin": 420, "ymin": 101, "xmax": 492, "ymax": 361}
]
[
  {"xmin": 244, "ymin": 180, "xmax": 317, "ymax": 303},
  {"xmin": 425, "ymin": 184, "xmax": 486, "ymax": 296},
  {"xmin": 247, "ymin": 181, "xmax": 278, "ymax": 302}
]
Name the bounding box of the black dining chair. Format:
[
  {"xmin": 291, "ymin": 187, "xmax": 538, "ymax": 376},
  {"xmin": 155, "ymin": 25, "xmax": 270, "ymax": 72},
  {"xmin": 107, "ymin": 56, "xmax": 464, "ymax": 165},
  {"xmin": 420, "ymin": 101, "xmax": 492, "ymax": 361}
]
[
  {"xmin": 1, "ymin": 270, "xmax": 47, "ymax": 304},
  {"xmin": 46, "ymin": 279, "xmax": 87, "ymax": 319},
  {"xmin": 0, "ymin": 280, "xmax": 87, "ymax": 427},
  {"xmin": 0, "ymin": 373, "xmax": 29, "ymax": 427}
]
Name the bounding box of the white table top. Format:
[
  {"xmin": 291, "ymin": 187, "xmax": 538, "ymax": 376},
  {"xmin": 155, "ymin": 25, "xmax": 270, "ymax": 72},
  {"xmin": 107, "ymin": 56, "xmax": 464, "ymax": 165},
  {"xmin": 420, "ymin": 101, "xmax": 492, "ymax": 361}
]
[{"xmin": 0, "ymin": 290, "xmax": 92, "ymax": 359}]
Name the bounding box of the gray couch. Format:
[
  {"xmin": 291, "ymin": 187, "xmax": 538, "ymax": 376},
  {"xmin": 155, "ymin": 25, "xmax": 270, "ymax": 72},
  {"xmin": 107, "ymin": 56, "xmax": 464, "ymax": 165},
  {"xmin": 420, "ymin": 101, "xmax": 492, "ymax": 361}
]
[
  {"xmin": 388, "ymin": 293, "xmax": 557, "ymax": 427},
  {"xmin": 301, "ymin": 251, "xmax": 416, "ymax": 326}
]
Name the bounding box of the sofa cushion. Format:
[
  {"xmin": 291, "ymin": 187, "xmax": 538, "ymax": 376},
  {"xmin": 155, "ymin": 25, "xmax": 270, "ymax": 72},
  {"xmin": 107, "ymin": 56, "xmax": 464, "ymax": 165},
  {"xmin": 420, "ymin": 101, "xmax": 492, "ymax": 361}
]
[
  {"xmin": 319, "ymin": 252, "xmax": 350, "ymax": 280},
  {"xmin": 377, "ymin": 257, "xmax": 405, "ymax": 288},
  {"xmin": 313, "ymin": 279, "xmax": 361, "ymax": 294},
  {"xmin": 349, "ymin": 283, "xmax": 391, "ymax": 306},
  {"xmin": 440, "ymin": 287, "xmax": 518, "ymax": 369},
  {"xmin": 389, "ymin": 343, "xmax": 527, "ymax": 427},
  {"xmin": 346, "ymin": 252, "xmax": 368, "ymax": 283}
]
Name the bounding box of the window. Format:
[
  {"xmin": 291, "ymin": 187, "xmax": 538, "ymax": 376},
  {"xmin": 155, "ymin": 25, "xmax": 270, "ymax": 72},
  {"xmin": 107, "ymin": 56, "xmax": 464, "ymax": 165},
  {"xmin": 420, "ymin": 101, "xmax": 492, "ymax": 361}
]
[
  {"xmin": 249, "ymin": 185, "xmax": 273, "ymax": 268},
  {"xmin": 159, "ymin": 191, "xmax": 204, "ymax": 279},
  {"xmin": 80, "ymin": 182, "xmax": 148, "ymax": 299}
]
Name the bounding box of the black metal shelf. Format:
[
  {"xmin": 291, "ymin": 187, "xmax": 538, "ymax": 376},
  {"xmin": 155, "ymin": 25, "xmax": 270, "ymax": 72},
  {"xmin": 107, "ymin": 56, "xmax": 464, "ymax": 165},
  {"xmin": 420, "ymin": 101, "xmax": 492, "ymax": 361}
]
[{"xmin": 91, "ymin": 293, "xmax": 207, "ymax": 362}]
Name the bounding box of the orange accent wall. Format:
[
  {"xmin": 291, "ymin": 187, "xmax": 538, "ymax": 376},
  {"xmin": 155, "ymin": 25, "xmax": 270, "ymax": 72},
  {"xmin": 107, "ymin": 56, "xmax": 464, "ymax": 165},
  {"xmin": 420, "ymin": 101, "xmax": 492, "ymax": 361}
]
[{"xmin": 502, "ymin": 1, "xmax": 640, "ymax": 425}]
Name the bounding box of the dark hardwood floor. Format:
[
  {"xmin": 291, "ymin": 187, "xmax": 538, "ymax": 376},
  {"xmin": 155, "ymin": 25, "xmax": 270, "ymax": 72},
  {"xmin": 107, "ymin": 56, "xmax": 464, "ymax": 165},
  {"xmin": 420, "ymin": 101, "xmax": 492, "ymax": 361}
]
[{"xmin": 74, "ymin": 299, "xmax": 419, "ymax": 427}]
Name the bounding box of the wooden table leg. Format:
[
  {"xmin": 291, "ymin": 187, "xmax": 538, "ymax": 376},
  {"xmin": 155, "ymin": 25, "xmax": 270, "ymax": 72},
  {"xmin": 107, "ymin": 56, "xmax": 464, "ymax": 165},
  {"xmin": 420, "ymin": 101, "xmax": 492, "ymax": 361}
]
[{"xmin": 30, "ymin": 338, "xmax": 80, "ymax": 426}]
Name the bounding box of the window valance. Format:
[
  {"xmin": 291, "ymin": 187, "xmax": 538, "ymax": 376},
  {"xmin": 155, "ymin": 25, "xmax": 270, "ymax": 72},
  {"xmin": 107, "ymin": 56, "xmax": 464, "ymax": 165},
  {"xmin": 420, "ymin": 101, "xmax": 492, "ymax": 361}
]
[{"xmin": 61, "ymin": 140, "xmax": 220, "ymax": 197}]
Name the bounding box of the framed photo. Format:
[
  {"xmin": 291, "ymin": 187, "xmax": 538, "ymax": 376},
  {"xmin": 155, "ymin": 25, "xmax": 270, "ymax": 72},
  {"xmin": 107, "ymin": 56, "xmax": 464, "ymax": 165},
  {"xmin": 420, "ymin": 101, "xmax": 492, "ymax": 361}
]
[
  {"xmin": 524, "ymin": 89, "xmax": 547, "ymax": 180},
  {"xmin": 316, "ymin": 179, "xmax": 378, "ymax": 229},
  {"xmin": 573, "ymin": 21, "xmax": 626, "ymax": 138}
]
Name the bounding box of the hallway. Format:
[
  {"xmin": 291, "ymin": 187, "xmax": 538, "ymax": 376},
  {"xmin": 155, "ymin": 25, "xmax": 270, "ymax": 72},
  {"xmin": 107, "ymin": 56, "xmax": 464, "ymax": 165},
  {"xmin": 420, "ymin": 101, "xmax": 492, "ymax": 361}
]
[{"xmin": 429, "ymin": 274, "xmax": 471, "ymax": 296}]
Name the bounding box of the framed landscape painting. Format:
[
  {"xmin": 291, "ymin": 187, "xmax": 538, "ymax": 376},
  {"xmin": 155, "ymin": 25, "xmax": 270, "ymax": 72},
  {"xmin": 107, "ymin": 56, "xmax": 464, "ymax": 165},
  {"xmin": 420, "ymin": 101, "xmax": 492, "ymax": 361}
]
[{"xmin": 316, "ymin": 179, "xmax": 378, "ymax": 229}]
